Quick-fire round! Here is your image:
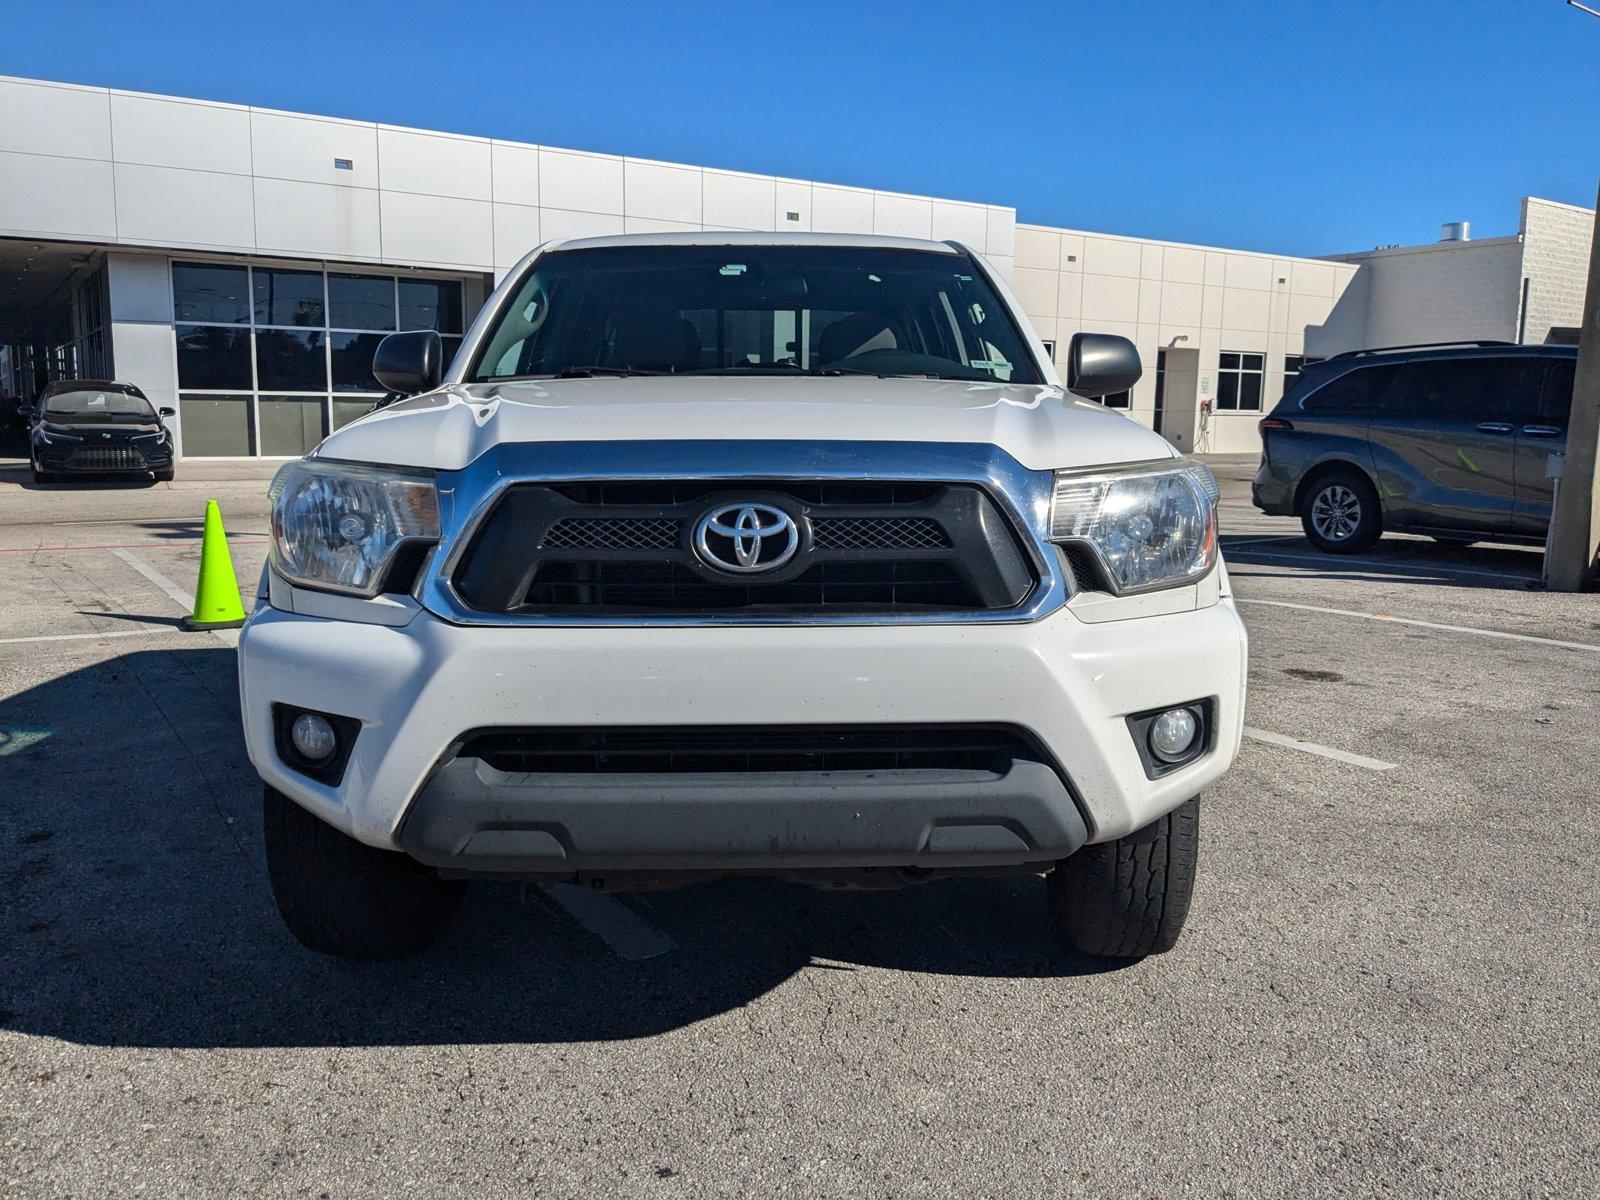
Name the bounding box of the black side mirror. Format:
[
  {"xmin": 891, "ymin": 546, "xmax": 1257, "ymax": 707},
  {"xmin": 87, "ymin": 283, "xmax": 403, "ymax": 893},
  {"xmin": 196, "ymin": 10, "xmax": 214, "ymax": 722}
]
[
  {"xmin": 1065, "ymin": 332, "xmax": 1141, "ymax": 398},
  {"xmin": 159, "ymin": 406, "xmax": 176, "ymax": 417},
  {"xmin": 372, "ymin": 330, "xmax": 443, "ymax": 396}
]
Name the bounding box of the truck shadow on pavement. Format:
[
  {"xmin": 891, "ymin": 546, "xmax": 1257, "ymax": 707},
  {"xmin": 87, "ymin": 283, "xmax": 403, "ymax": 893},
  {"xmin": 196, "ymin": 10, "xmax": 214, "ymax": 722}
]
[{"xmin": 0, "ymin": 647, "xmax": 1120, "ymax": 1051}]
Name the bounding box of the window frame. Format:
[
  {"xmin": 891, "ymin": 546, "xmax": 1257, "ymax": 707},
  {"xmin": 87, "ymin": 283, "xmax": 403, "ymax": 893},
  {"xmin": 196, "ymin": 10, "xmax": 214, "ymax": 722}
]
[{"xmin": 1215, "ymin": 350, "xmax": 1266, "ymax": 412}]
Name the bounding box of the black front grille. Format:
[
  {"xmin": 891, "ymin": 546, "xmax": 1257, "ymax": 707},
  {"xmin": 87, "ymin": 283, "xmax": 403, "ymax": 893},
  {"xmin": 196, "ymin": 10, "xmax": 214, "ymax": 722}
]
[
  {"xmin": 453, "ymin": 478, "xmax": 1039, "ymax": 617},
  {"xmin": 459, "ymin": 725, "xmax": 1045, "ymax": 775},
  {"xmin": 67, "ymin": 446, "xmax": 146, "ymax": 470}
]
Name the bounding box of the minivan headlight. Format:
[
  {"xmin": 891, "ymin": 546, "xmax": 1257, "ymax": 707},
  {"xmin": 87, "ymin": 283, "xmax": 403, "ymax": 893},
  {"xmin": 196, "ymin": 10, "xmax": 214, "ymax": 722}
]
[
  {"xmin": 269, "ymin": 460, "xmax": 439, "ymax": 596},
  {"xmin": 1049, "ymin": 459, "xmax": 1219, "ymax": 593}
]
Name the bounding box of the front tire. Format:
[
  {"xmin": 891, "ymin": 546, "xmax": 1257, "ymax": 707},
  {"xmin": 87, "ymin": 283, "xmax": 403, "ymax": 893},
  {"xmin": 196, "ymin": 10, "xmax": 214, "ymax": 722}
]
[
  {"xmin": 1300, "ymin": 469, "xmax": 1382, "ymax": 554},
  {"xmin": 263, "ymin": 784, "xmax": 467, "ymax": 959},
  {"xmin": 1047, "ymin": 796, "xmax": 1199, "ymax": 959}
]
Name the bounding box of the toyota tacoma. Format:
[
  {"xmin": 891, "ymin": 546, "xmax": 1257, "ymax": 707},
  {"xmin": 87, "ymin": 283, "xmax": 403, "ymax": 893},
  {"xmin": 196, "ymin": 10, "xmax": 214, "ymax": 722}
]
[{"xmin": 239, "ymin": 233, "xmax": 1246, "ymax": 961}]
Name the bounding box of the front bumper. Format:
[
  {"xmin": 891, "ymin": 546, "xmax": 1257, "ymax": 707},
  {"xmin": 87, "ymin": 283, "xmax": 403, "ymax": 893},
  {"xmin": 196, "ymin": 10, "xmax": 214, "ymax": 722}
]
[
  {"xmin": 238, "ymin": 594, "xmax": 1248, "ymax": 872},
  {"xmin": 34, "ymin": 437, "xmax": 172, "ymax": 474}
]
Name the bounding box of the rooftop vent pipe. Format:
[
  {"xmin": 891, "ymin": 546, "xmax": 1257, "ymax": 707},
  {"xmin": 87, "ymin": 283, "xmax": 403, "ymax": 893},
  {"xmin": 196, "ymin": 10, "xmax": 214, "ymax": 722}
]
[{"xmin": 1440, "ymin": 221, "xmax": 1471, "ymax": 242}]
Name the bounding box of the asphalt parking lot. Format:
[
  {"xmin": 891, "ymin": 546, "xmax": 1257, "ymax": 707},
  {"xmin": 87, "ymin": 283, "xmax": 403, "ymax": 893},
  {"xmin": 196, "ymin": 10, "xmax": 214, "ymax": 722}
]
[{"xmin": 1, "ymin": 453, "xmax": 1596, "ymax": 1198}]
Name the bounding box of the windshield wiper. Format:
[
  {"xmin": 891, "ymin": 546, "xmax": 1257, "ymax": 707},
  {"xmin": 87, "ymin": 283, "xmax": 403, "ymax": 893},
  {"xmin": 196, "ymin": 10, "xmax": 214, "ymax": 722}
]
[{"xmin": 812, "ymin": 367, "xmax": 943, "ymax": 379}]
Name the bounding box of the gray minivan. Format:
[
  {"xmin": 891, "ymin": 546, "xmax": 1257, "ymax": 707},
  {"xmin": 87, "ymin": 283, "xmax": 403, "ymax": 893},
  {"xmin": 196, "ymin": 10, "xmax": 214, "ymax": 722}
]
[{"xmin": 1252, "ymin": 342, "xmax": 1577, "ymax": 553}]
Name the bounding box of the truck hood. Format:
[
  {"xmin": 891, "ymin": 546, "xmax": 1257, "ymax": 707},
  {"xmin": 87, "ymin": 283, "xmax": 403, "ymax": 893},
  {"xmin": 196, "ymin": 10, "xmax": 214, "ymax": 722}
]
[{"xmin": 314, "ymin": 377, "xmax": 1177, "ymax": 473}]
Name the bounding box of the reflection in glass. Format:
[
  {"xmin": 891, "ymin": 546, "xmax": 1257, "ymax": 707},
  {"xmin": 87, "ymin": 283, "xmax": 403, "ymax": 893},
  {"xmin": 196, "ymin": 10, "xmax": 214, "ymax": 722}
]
[
  {"xmin": 254, "ymin": 269, "xmax": 326, "ymax": 327},
  {"xmin": 179, "ymin": 394, "xmax": 253, "ymax": 456},
  {"xmin": 259, "ymin": 395, "xmax": 328, "ymax": 456},
  {"xmin": 333, "ymin": 397, "xmax": 380, "ymax": 430},
  {"xmin": 330, "ymin": 331, "xmax": 386, "ymax": 392},
  {"xmin": 399, "ymin": 279, "xmax": 464, "ymax": 333},
  {"xmin": 176, "ymin": 325, "xmax": 253, "ymax": 389},
  {"xmin": 256, "ymin": 329, "xmax": 328, "ymax": 392},
  {"xmin": 329, "ymin": 274, "xmax": 396, "ymax": 331},
  {"xmin": 172, "ymin": 263, "xmax": 250, "ymax": 324}
]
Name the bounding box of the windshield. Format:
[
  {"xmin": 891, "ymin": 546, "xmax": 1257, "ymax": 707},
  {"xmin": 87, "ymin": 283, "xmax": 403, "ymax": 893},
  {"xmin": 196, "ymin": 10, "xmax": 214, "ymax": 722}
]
[
  {"xmin": 468, "ymin": 245, "xmax": 1043, "ymax": 385},
  {"xmin": 44, "ymin": 389, "xmax": 155, "ymax": 419}
]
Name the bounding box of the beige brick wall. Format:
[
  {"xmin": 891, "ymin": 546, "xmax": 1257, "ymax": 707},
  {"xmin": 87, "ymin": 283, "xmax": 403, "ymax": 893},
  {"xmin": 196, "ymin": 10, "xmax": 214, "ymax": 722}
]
[{"xmin": 1519, "ymin": 196, "xmax": 1594, "ymax": 343}]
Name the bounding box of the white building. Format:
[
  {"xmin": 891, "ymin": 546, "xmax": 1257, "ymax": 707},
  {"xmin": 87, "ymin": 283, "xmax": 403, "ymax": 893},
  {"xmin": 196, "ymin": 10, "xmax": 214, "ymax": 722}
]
[{"xmin": 0, "ymin": 73, "xmax": 1591, "ymax": 459}]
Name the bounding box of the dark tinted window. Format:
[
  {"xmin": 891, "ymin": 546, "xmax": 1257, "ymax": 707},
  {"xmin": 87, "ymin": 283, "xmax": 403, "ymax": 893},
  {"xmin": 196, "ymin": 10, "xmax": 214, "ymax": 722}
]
[
  {"xmin": 1395, "ymin": 357, "xmax": 1543, "ymax": 420},
  {"xmin": 43, "ymin": 389, "xmax": 154, "ymax": 417},
  {"xmin": 469, "ymin": 245, "xmax": 1041, "ymax": 384},
  {"xmin": 399, "ymin": 279, "xmax": 463, "ymax": 333},
  {"xmin": 176, "ymin": 324, "xmax": 252, "ymax": 389},
  {"xmin": 172, "ymin": 263, "xmax": 249, "ymax": 324},
  {"xmin": 254, "ymin": 269, "xmax": 325, "ymax": 327},
  {"xmin": 329, "ymin": 274, "xmax": 396, "ymax": 330},
  {"xmin": 1303, "ymin": 364, "xmax": 1399, "ymax": 412},
  {"xmin": 330, "ymin": 331, "xmax": 387, "ymax": 392},
  {"xmin": 255, "ymin": 329, "xmax": 327, "ymax": 391},
  {"xmin": 1541, "ymin": 359, "xmax": 1575, "ymax": 424}
]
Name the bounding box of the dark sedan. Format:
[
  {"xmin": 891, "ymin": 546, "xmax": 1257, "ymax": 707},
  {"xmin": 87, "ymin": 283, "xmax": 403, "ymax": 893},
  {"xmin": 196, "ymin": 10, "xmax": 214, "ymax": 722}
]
[{"xmin": 26, "ymin": 381, "xmax": 176, "ymax": 483}]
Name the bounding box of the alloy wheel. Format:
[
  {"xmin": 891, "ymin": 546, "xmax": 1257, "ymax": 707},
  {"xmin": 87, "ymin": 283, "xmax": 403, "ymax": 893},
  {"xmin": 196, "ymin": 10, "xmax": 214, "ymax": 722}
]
[{"xmin": 1311, "ymin": 484, "xmax": 1362, "ymax": 542}]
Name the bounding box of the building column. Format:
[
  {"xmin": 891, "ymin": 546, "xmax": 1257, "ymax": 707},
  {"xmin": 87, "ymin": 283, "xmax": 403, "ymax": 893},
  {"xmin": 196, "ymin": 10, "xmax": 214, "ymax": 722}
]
[{"xmin": 105, "ymin": 252, "xmax": 180, "ymax": 453}]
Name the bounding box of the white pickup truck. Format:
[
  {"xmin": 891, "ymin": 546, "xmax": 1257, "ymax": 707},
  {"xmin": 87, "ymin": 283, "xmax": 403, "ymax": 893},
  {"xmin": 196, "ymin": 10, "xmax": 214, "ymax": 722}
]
[{"xmin": 239, "ymin": 232, "xmax": 1246, "ymax": 961}]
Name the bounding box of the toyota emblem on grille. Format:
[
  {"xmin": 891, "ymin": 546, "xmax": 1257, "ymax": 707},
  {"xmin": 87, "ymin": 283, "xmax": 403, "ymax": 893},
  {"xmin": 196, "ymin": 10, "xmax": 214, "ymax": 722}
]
[{"xmin": 692, "ymin": 502, "xmax": 800, "ymax": 574}]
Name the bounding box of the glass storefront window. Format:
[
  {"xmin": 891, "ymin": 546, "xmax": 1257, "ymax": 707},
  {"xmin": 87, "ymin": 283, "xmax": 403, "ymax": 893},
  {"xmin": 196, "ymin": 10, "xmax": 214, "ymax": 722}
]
[
  {"xmin": 176, "ymin": 325, "xmax": 252, "ymax": 389},
  {"xmin": 330, "ymin": 331, "xmax": 388, "ymax": 392},
  {"xmin": 256, "ymin": 329, "xmax": 328, "ymax": 392},
  {"xmin": 179, "ymin": 394, "xmax": 254, "ymax": 456},
  {"xmin": 172, "ymin": 261, "xmax": 472, "ymax": 456},
  {"xmin": 399, "ymin": 279, "xmax": 463, "ymax": 333},
  {"xmin": 329, "ymin": 274, "xmax": 396, "ymax": 331},
  {"xmin": 173, "ymin": 263, "xmax": 250, "ymax": 324},
  {"xmin": 254, "ymin": 269, "xmax": 325, "ymax": 327},
  {"xmin": 258, "ymin": 395, "xmax": 328, "ymax": 456}
]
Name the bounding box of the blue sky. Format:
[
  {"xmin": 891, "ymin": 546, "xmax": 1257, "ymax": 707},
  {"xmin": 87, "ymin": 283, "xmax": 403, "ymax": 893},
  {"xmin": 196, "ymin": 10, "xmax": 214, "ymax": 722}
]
[{"xmin": 2, "ymin": 0, "xmax": 1595, "ymax": 257}]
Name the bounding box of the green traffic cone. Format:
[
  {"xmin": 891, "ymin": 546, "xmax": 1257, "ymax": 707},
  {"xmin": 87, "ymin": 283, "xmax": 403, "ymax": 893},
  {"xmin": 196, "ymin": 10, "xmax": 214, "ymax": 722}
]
[{"xmin": 185, "ymin": 499, "xmax": 247, "ymax": 630}]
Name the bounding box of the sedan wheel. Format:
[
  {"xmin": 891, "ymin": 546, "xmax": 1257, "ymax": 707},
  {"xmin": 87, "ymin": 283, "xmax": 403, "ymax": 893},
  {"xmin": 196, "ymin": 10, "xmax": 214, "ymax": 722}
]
[
  {"xmin": 1310, "ymin": 484, "xmax": 1362, "ymax": 542},
  {"xmin": 1300, "ymin": 469, "xmax": 1382, "ymax": 554}
]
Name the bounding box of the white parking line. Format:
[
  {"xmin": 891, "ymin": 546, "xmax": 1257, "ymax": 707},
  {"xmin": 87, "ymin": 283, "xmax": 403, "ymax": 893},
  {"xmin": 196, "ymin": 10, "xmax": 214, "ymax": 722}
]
[
  {"xmin": 0, "ymin": 628, "xmax": 178, "ymax": 647},
  {"xmin": 1222, "ymin": 534, "xmax": 1305, "ymax": 548},
  {"xmin": 1243, "ymin": 726, "xmax": 1397, "ymax": 772},
  {"xmin": 1227, "ymin": 546, "xmax": 1537, "ymax": 583},
  {"xmin": 109, "ymin": 548, "xmax": 241, "ymax": 647},
  {"xmin": 1237, "ymin": 597, "xmax": 1600, "ymax": 654},
  {"xmin": 542, "ymin": 883, "xmax": 677, "ymax": 961}
]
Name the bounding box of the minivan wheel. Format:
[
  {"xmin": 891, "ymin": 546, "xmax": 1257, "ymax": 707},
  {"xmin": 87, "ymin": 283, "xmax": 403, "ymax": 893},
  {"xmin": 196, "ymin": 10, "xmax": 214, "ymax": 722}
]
[
  {"xmin": 263, "ymin": 784, "xmax": 467, "ymax": 959},
  {"xmin": 1047, "ymin": 796, "xmax": 1199, "ymax": 960},
  {"xmin": 1301, "ymin": 469, "xmax": 1381, "ymax": 554}
]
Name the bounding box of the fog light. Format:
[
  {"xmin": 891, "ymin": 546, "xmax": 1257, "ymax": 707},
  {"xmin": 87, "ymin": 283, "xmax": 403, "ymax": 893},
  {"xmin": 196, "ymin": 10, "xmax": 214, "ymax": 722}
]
[
  {"xmin": 290, "ymin": 712, "xmax": 337, "ymax": 762},
  {"xmin": 1149, "ymin": 707, "xmax": 1200, "ymax": 763}
]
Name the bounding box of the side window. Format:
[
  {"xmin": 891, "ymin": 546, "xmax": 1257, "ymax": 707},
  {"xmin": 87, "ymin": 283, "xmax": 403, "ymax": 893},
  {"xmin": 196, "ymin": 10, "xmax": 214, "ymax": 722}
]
[
  {"xmin": 1541, "ymin": 360, "xmax": 1575, "ymax": 426},
  {"xmin": 1399, "ymin": 357, "xmax": 1545, "ymax": 421},
  {"xmin": 1302, "ymin": 364, "xmax": 1399, "ymax": 413}
]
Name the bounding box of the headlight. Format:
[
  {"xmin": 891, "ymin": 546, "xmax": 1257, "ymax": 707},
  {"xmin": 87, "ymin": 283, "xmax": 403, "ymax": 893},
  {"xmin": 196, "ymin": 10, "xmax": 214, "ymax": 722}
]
[
  {"xmin": 1049, "ymin": 459, "xmax": 1219, "ymax": 594},
  {"xmin": 269, "ymin": 460, "xmax": 440, "ymax": 596},
  {"xmin": 38, "ymin": 422, "xmax": 81, "ymax": 443}
]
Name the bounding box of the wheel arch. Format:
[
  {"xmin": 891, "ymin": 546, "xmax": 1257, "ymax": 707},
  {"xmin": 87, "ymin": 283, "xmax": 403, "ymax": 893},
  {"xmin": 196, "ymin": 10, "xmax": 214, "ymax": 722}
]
[{"xmin": 1293, "ymin": 457, "xmax": 1380, "ymax": 516}]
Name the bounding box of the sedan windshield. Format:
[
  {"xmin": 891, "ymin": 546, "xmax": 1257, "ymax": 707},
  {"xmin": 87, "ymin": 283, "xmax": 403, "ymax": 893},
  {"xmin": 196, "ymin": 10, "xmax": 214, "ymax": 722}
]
[
  {"xmin": 44, "ymin": 389, "xmax": 156, "ymax": 419},
  {"xmin": 468, "ymin": 245, "xmax": 1043, "ymax": 385}
]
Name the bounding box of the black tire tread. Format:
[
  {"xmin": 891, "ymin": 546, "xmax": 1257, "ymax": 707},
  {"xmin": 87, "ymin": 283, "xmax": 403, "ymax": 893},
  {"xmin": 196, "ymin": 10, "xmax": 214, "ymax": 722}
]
[
  {"xmin": 1048, "ymin": 796, "xmax": 1199, "ymax": 959},
  {"xmin": 263, "ymin": 784, "xmax": 466, "ymax": 959}
]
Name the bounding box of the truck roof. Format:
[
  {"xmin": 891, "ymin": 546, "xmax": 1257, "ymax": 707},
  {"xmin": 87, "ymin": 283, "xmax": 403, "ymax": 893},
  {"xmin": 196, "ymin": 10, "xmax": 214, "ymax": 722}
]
[{"xmin": 548, "ymin": 231, "xmax": 963, "ymax": 254}]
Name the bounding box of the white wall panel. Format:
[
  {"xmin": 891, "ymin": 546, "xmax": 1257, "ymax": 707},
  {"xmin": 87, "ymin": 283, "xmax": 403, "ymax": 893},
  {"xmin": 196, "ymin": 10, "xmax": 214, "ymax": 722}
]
[
  {"xmin": 251, "ymin": 111, "xmax": 378, "ymax": 188},
  {"xmin": 1163, "ymin": 246, "xmax": 1204, "ymax": 284},
  {"xmin": 0, "ymin": 151, "xmax": 116, "ymax": 237},
  {"xmin": 985, "ymin": 207, "xmax": 1014, "ymax": 257},
  {"xmin": 624, "ymin": 216, "xmax": 701, "ymax": 234},
  {"xmin": 983, "ymin": 253, "xmax": 1012, "ymax": 282},
  {"xmin": 254, "ymin": 177, "xmax": 382, "ymax": 260},
  {"xmin": 490, "ymin": 142, "xmax": 540, "ymax": 206},
  {"xmin": 703, "ymin": 170, "xmax": 775, "ymax": 230},
  {"xmin": 106, "ymin": 252, "xmax": 173, "ymax": 323},
  {"xmin": 540, "ymin": 149, "xmax": 624, "ymax": 215},
  {"xmin": 873, "ymin": 193, "xmax": 933, "ymax": 239},
  {"xmin": 1221, "ymin": 287, "xmax": 1270, "ymax": 332},
  {"xmin": 624, "ymin": 160, "xmax": 703, "ymax": 224},
  {"xmin": 380, "ymin": 192, "xmax": 492, "ymax": 266},
  {"xmin": 111, "ymin": 94, "xmax": 252, "ymax": 175},
  {"xmin": 811, "ymin": 185, "xmax": 874, "ymax": 233},
  {"xmin": 1290, "ymin": 259, "xmax": 1335, "ymax": 296},
  {"xmin": 1014, "ymin": 226, "xmax": 1061, "ymax": 271},
  {"xmin": 1223, "ymin": 254, "xmax": 1272, "ymax": 291},
  {"xmin": 114, "ymin": 163, "xmax": 254, "ymax": 248},
  {"xmin": 1082, "ymin": 237, "xmax": 1141, "ymax": 278},
  {"xmin": 0, "ymin": 79, "xmax": 111, "ymax": 158},
  {"xmin": 1010, "ymin": 266, "xmax": 1058, "ymax": 319},
  {"xmin": 1080, "ymin": 273, "xmax": 1141, "ymax": 323},
  {"xmin": 492, "ymin": 202, "xmax": 542, "ymax": 267},
  {"xmin": 1160, "ymin": 280, "xmax": 1202, "ymax": 326},
  {"xmin": 540, "ymin": 207, "xmax": 625, "ymax": 241},
  {"xmin": 773, "ymin": 180, "xmax": 811, "ymax": 231},
  {"xmin": 931, "ymin": 201, "xmax": 987, "ymax": 248},
  {"xmin": 1140, "ymin": 245, "xmax": 1164, "ymax": 280},
  {"xmin": 379, "ymin": 128, "xmax": 491, "ymax": 200}
]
